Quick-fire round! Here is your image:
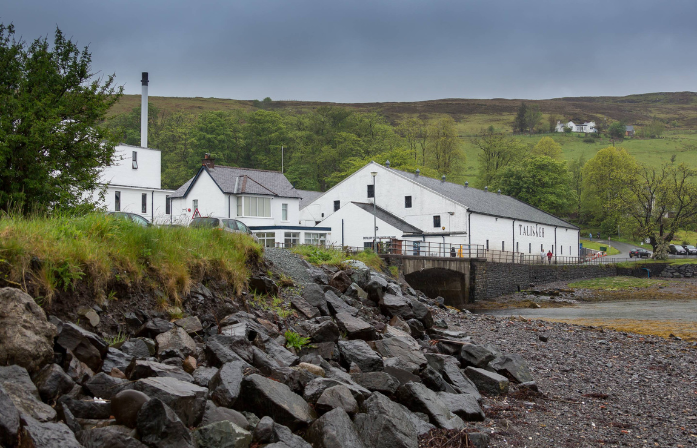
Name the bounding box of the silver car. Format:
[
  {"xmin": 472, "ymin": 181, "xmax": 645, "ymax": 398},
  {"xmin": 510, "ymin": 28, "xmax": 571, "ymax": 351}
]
[{"xmin": 189, "ymin": 217, "xmax": 258, "ymax": 241}]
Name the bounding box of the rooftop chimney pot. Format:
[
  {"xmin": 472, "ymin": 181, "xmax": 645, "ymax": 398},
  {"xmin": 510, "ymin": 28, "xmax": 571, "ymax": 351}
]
[
  {"xmin": 140, "ymin": 72, "xmax": 149, "ymax": 147},
  {"xmin": 202, "ymin": 153, "xmax": 215, "ymax": 169}
]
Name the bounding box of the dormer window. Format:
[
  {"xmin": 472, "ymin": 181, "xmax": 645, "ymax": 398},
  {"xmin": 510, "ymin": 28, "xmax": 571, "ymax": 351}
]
[{"xmin": 132, "ymin": 151, "xmax": 138, "ymax": 169}]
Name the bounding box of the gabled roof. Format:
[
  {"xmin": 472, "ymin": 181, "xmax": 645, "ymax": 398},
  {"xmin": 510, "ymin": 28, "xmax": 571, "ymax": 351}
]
[
  {"xmin": 626, "ymin": 125, "xmax": 635, "ymax": 131},
  {"xmin": 171, "ymin": 165, "xmax": 301, "ymax": 199},
  {"xmin": 297, "ymin": 189, "xmax": 324, "ymax": 209},
  {"xmin": 384, "ymin": 166, "xmax": 578, "ymax": 229},
  {"xmin": 351, "ymin": 202, "xmax": 422, "ymax": 234}
]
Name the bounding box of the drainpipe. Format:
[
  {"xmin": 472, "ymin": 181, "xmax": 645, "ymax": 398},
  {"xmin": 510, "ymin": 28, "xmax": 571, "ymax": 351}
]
[
  {"xmin": 151, "ymin": 191, "xmax": 154, "ymax": 223},
  {"xmin": 512, "ymin": 219, "xmax": 515, "ymax": 258},
  {"xmin": 554, "ymin": 226, "xmax": 557, "ymax": 262},
  {"xmin": 228, "ymin": 194, "xmax": 231, "ymax": 218},
  {"xmin": 468, "ymin": 212, "xmax": 471, "ymax": 245},
  {"xmin": 341, "ymin": 219, "xmax": 344, "ymax": 247}
]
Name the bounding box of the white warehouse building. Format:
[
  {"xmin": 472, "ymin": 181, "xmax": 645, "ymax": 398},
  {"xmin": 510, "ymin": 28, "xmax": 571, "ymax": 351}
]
[{"xmin": 300, "ymin": 161, "xmax": 580, "ymax": 259}]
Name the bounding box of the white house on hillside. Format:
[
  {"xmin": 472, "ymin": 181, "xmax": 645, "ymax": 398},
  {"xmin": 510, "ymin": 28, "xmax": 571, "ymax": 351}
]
[
  {"xmin": 555, "ymin": 120, "xmax": 596, "ymax": 133},
  {"xmin": 299, "ymin": 161, "xmax": 580, "ymax": 258},
  {"xmin": 169, "ymin": 155, "xmax": 330, "ymax": 247}
]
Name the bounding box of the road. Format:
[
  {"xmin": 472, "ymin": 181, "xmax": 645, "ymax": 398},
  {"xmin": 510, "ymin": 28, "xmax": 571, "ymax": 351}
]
[{"xmin": 590, "ymin": 238, "xmax": 649, "ymax": 262}]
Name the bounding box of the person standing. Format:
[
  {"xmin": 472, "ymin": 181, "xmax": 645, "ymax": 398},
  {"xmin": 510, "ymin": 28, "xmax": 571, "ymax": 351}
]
[
  {"xmin": 546, "ymin": 250, "xmax": 553, "ymax": 264},
  {"xmin": 540, "ymin": 249, "xmax": 546, "ymax": 263}
]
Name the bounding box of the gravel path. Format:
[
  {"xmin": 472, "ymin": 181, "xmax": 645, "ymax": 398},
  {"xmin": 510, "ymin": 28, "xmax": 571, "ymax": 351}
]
[
  {"xmin": 264, "ymin": 247, "xmax": 312, "ymax": 285},
  {"xmin": 436, "ymin": 308, "xmax": 697, "ymax": 447}
]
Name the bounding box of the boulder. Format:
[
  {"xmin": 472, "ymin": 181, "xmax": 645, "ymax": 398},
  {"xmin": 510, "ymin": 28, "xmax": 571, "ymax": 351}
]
[
  {"xmin": 329, "ymin": 271, "xmax": 352, "ymax": 293},
  {"xmin": 18, "ymin": 415, "xmax": 82, "ymax": 448},
  {"xmin": 302, "ymin": 377, "xmax": 371, "ymax": 405},
  {"xmin": 84, "ymin": 373, "xmax": 131, "ymax": 400},
  {"xmin": 436, "ymin": 392, "xmax": 485, "ymax": 421},
  {"xmin": 205, "ymin": 335, "xmax": 254, "ymax": 367},
  {"xmin": 296, "ymin": 362, "xmax": 325, "ymax": 377},
  {"xmin": 174, "ymin": 316, "xmax": 203, "ymax": 335},
  {"xmin": 236, "ymin": 374, "xmax": 317, "ymax": 430},
  {"xmin": 136, "ymin": 398, "xmax": 194, "ymax": 448},
  {"xmin": 426, "ymin": 355, "xmax": 481, "ymax": 401},
  {"xmin": 265, "ymin": 340, "xmax": 299, "ymax": 367},
  {"xmin": 306, "ymin": 408, "xmax": 365, "ymax": 448},
  {"xmin": 345, "ymin": 261, "xmax": 371, "ymax": 288},
  {"xmin": 32, "ymin": 364, "xmax": 75, "ymax": 402},
  {"xmin": 338, "ymin": 340, "xmax": 383, "ymax": 373},
  {"xmin": 136, "ymin": 318, "xmax": 174, "ymax": 339},
  {"xmin": 119, "ymin": 339, "xmax": 151, "ymax": 359},
  {"xmin": 388, "ymin": 315, "xmax": 411, "ymax": 333},
  {"xmin": 78, "ymin": 425, "xmax": 147, "ymax": 448},
  {"xmin": 252, "ymin": 416, "xmax": 312, "ymax": 448},
  {"xmin": 396, "ymin": 382, "xmax": 465, "ymax": 430},
  {"xmin": 302, "ymin": 284, "xmax": 329, "ymax": 316},
  {"xmin": 56, "ymin": 322, "xmax": 107, "ymax": 371},
  {"xmin": 419, "ymin": 365, "xmax": 457, "ymax": 393},
  {"xmin": 64, "ymin": 350, "xmax": 96, "ymax": 384},
  {"xmin": 408, "ymin": 299, "xmax": 433, "ymax": 329},
  {"xmin": 101, "ymin": 348, "xmax": 134, "ymax": 374},
  {"xmin": 350, "ymin": 371, "xmax": 400, "ymax": 395},
  {"xmin": 489, "ymin": 354, "xmax": 534, "ymax": 384},
  {"xmin": 364, "ymin": 274, "xmax": 388, "ymax": 303},
  {"xmin": 299, "ymin": 342, "xmax": 339, "ymax": 362},
  {"xmin": 383, "ymin": 365, "xmax": 421, "ymax": 385},
  {"xmin": 307, "ymin": 320, "xmax": 340, "ymax": 343},
  {"xmin": 156, "ymin": 327, "xmax": 197, "ymax": 358},
  {"xmin": 324, "ymin": 291, "xmax": 358, "ymax": 316},
  {"xmin": 406, "ymin": 319, "xmax": 425, "ymax": 338},
  {"xmin": 290, "ymin": 296, "xmax": 320, "ymax": 319},
  {"xmin": 183, "ymin": 356, "xmax": 197, "ymax": 374},
  {"xmin": 249, "ymin": 276, "xmax": 278, "ymax": 296},
  {"xmin": 201, "ymin": 401, "xmax": 250, "ymax": 430},
  {"xmin": 112, "ymin": 389, "xmax": 151, "ymax": 428},
  {"xmin": 459, "ymin": 344, "xmax": 496, "ymax": 368},
  {"xmin": 0, "ymin": 365, "xmax": 56, "ymax": 422},
  {"xmin": 208, "ymin": 361, "xmax": 246, "ymax": 408},
  {"xmin": 395, "ymin": 402, "xmax": 435, "ymax": 436},
  {"xmin": 379, "ymin": 294, "xmax": 413, "ymax": 320},
  {"xmin": 355, "ymin": 392, "xmax": 418, "ymax": 448},
  {"xmin": 315, "ymin": 385, "xmax": 358, "ymax": 415},
  {"xmin": 193, "ymin": 421, "xmax": 252, "ymax": 448},
  {"xmin": 193, "ymin": 366, "xmax": 219, "ymax": 388},
  {"xmin": 343, "ymin": 283, "xmax": 368, "ymax": 301},
  {"xmin": 127, "ymin": 359, "xmax": 194, "ymax": 383},
  {"xmin": 334, "ymin": 312, "xmax": 377, "ymax": 340},
  {"xmin": 57, "ymin": 395, "xmax": 111, "ymax": 420},
  {"xmin": 464, "ymin": 367, "xmax": 509, "ymax": 396},
  {"xmin": 0, "ymin": 384, "xmax": 20, "ymax": 448},
  {"xmin": 134, "ymin": 377, "xmax": 208, "ymax": 427},
  {"xmin": 373, "ymin": 337, "xmax": 426, "ymax": 373},
  {"xmin": 0, "ymin": 288, "xmax": 57, "ymax": 374},
  {"xmin": 308, "ymin": 267, "xmax": 329, "ymax": 285}
]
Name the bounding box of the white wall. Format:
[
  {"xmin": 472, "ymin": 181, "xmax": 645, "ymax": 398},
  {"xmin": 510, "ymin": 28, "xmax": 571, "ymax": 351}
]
[
  {"xmin": 320, "ymin": 202, "xmax": 408, "ymax": 247},
  {"xmin": 99, "ymin": 145, "xmax": 162, "ymax": 189}
]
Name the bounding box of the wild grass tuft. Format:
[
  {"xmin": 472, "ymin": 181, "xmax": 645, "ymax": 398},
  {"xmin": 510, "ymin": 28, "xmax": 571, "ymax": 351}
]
[
  {"xmin": 290, "ymin": 245, "xmax": 383, "ymax": 271},
  {"xmin": 0, "ymin": 213, "xmax": 262, "ymax": 306},
  {"xmin": 284, "ymin": 330, "xmax": 311, "ymax": 350}
]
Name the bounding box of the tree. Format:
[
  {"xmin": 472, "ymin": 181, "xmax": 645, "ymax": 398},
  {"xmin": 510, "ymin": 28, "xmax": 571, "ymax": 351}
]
[
  {"xmin": 474, "ymin": 132, "xmax": 527, "ymax": 189},
  {"xmin": 397, "ymin": 118, "xmax": 423, "ymax": 162},
  {"xmin": 607, "ymin": 121, "xmax": 626, "ymax": 145},
  {"xmin": 497, "ymin": 156, "xmax": 576, "ymax": 216},
  {"xmin": 514, "ymin": 103, "xmax": 527, "ymax": 133},
  {"xmin": 524, "ymin": 105, "xmax": 543, "ymax": 135},
  {"xmin": 0, "ymin": 24, "xmax": 122, "ymax": 213},
  {"xmin": 427, "ymin": 117, "xmax": 461, "ymax": 174},
  {"xmin": 581, "ymin": 146, "xmax": 637, "ymax": 224},
  {"xmin": 567, "ymin": 154, "xmax": 586, "ymax": 219},
  {"xmin": 548, "ymin": 114, "xmax": 558, "ymax": 133},
  {"xmin": 531, "ymin": 137, "xmax": 562, "ymax": 159}
]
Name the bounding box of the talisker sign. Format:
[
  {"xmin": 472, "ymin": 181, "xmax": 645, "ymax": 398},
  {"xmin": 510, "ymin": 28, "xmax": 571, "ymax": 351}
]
[{"xmin": 519, "ymin": 224, "xmax": 545, "ymax": 238}]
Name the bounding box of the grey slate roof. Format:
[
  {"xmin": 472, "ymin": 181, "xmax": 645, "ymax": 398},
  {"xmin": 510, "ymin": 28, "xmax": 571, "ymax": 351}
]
[
  {"xmin": 297, "ymin": 189, "xmax": 324, "ymax": 210},
  {"xmin": 626, "ymin": 125, "xmax": 634, "ymax": 132},
  {"xmin": 351, "ymin": 202, "xmax": 422, "ymax": 234},
  {"xmin": 171, "ymin": 166, "xmax": 301, "ymax": 199},
  {"xmin": 385, "ymin": 166, "xmax": 578, "ymax": 229}
]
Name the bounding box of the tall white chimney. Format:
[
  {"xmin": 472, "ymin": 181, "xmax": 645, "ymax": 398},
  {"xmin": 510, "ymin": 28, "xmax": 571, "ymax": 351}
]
[{"xmin": 140, "ymin": 72, "xmax": 148, "ymax": 148}]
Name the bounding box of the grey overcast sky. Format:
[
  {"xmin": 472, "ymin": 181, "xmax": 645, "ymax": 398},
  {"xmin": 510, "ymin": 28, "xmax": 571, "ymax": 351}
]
[{"xmin": 3, "ymin": 0, "xmax": 696, "ymax": 102}]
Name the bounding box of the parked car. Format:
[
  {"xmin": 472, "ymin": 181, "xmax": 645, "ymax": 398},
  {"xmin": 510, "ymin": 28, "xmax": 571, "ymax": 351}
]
[
  {"xmin": 629, "ymin": 248, "xmax": 651, "ymax": 258},
  {"xmin": 681, "ymin": 245, "xmax": 697, "ymax": 255},
  {"xmin": 106, "ymin": 212, "xmax": 151, "ymax": 227},
  {"xmin": 189, "ymin": 217, "xmax": 258, "ymax": 240},
  {"xmin": 668, "ymin": 244, "xmax": 687, "ymax": 255}
]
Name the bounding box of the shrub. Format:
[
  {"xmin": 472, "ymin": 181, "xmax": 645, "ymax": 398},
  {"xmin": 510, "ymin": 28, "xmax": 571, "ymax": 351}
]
[
  {"xmin": 583, "ymin": 137, "xmax": 595, "ymax": 143},
  {"xmin": 284, "ymin": 330, "xmax": 311, "ymax": 350}
]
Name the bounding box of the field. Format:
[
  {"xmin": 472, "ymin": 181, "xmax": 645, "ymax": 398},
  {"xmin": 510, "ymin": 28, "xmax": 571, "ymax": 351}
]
[{"xmin": 578, "ymin": 239, "xmax": 620, "ymax": 255}]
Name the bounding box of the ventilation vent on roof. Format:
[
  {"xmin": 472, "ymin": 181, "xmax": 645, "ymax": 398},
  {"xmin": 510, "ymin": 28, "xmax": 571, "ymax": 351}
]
[
  {"xmin": 485, "ymin": 186, "xmax": 488, "ymax": 192},
  {"xmin": 441, "ymin": 175, "xmax": 446, "ymax": 182},
  {"xmin": 465, "ymin": 181, "xmax": 468, "ymax": 188},
  {"xmin": 415, "ymin": 169, "xmax": 420, "ymax": 176},
  {"xmin": 385, "ymin": 160, "xmax": 390, "ymax": 168}
]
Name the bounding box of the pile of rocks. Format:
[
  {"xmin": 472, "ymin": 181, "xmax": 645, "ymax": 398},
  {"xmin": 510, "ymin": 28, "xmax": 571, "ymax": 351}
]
[{"xmin": 0, "ymin": 259, "xmax": 536, "ymax": 448}]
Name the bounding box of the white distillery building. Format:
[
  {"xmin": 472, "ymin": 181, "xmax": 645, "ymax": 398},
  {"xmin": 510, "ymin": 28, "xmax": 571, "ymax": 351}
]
[
  {"xmin": 170, "ymin": 155, "xmax": 330, "ymax": 247},
  {"xmin": 299, "ymin": 161, "xmax": 580, "ymax": 258},
  {"xmin": 555, "ymin": 120, "xmax": 597, "ymax": 133},
  {"xmin": 93, "ymin": 73, "xmax": 174, "ymax": 223}
]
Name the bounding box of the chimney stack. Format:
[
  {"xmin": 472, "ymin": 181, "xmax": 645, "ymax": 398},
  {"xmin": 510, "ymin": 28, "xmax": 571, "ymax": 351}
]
[
  {"xmin": 141, "ymin": 72, "xmax": 149, "ymax": 148},
  {"xmin": 202, "ymin": 153, "xmax": 215, "ymax": 169}
]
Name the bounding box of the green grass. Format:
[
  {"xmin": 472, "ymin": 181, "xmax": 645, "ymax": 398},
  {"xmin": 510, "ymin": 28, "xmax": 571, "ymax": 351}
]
[
  {"xmin": 284, "ymin": 330, "xmax": 311, "ymax": 350},
  {"xmin": 289, "ymin": 245, "xmax": 384, "ymax": 271},
  {"xmin": 579, "ymin": 239, "xmax": 620, "ymax": 255},
  {"xmin": 568, "ymin": 276, "xmax": 667, "ymax": 290},
  {"xmin": 0, "ymin": 213, "xmax": 261, "ymax": 305},
  {"xmin": 615, "ymin": 259, "xmax": 697, "ymax": 268}
]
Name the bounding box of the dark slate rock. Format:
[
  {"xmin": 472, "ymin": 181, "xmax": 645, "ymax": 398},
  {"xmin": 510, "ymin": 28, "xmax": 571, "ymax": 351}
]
[
  {"xmin": 193, "ymin": 366, "xmax": 219, "ymax": 388},
  {"xmin": 374, "ymin": 337, "xmax": 426, "ymax": 373},
  {"xmin": 85, "ymin": 373, "xmax": 131, "ymax": 400},
  {"xmin": 335, "ymin": 312, "xmax": 377, "ymax": 340},
  {"xmin": 306, "ymin": 407, "xmax": 365, "ymax": 448},
  {"xmin": 156, "ymin": 327, "xmax": 197, "ymax": 359},
  {"xmin": 343, "ymin": 283, "xmax": 368, "ymax": 301},
  {"xmin": 329, "ymin": 271, "xmax": 352, "ymax": 293},
  {"xmin": 519, "ymin": 381, "xmax": 539, "ymax": 392},
  {"xmin": 205, "ymin": 335, "xmax": 254, "ymax": 367},
  {"xmin": 406, "ymin": 319, "xmax": 425, "ymax": 338},
  {"xmin": 302, "ymin": 378, "xmax": 371, "ymax": 405},
  {"xmin": 208, "ymin": 361, "xmax": 245, "ymax": 408},
  {"xmin": 302, "ymin": 284, "xmax": 329, "ymax": 316},
  {"xmin": 136, "ymin": 398, "xmax": 194, "ymax": 448},
  {"xmin": 253, "ymin": 416, "xmax": 312, "ymax": 448},
  {"xmin": 379, "ymin": 294, "xmax": 414, "ymax": 320},
  {"xmin": 193, "ymin": 420, "xmax": 252, "ymax": 448},
  {"xmin": 338, "ymin": 340, "xmax": 383, "ymax": 373},
  {"xmin": 78, "ymin": 425, "xmax": 147, "ymax": 448},
  {"xmin": 355, "ymin": 392, "xmax": 419, "ymax": 448},
  {"xmin": 315, "ymin": 385, "xmax": 358, "ymax": 415},
  {"xmin": 464, "ymin": 367, "xmax": 509, "ymax": 396},
  {"xmin": 134, "ymin": 377, "xmax": 208, "ymax": 427},
  {"xmin": 436, "ymin": 392, "xmax": 485, "ymax": 421},
  {"xmin": 290, "ymin": 296, "xmax": 320, "ymax": 319},
  {"xmin": 0, "ymin": 384, "xmax": 20, "ymax": 448},
  {"xmin": 308, "ymin": 267, "xmax": 329, "ymax": 285},
  {"xmin": 124, "ymin": 312, "xmax": 143, "ymax": 329},
  {"xmin": 249, "ymin": 275, "xmax": 279, "ymax": 296},
  {"xmin": 174, "ymin": 316, "xmax": 203, "ymax": 335},
  {"xmin": 18, "ymin": 415, "xmax": 82, "ymax": 448},
  {"xmin": 383, "ymin": 365, "xmax": 422, "ymax": 385},
  {"xmin": 459, "ymin": 344, "xmax": 496, "ymax": 369},
  {"xmin": 420, "ymin": 365, "xmax": 457, "ymax": 393},
  {"xmin": 57, "ymin": 395, "xmax": 111, "ymax": 419},
  {"xmin": 469, "ymin": 432, "xmax": 491, "ymax": 448},
  {"xmin": 126, "ymin": 359, "xmax": 193, "ymax": 382},
  {"xmin": 236, "ymin": 374, "xmax": 317, "ymax": 430},
  {"xmin": 32, "ymin": 363, "xmax": 74, "ymax": 402},
  {"xmin": 64, "ymin": 349, "xmax": 96, "ymax": 384},
  {"xmin": 364, "ymin": 274, "xmax": 388, "ymax": 303},
  {"xmin": 427, "ymin": 355, "xmax": 481, "ymax": 401},
  {"xmin": 56, "ymin": 322, "xmax": 106, "ymax": 371},
  {"xmin": 489, "ymin": 354, "xmax": 534, "ymax": 384},
  {"xmin": 307, "ymin": 320, "xmax": 340, "ymax": 343},
  {"xmin": 112, "ymin": 389, "xmax": 151, "ymax": 429},
  {"xmin": 102, "ymin": 348, "xmax": 134, "ymax": 374},
  {"xmin": 396, "ymin": 402, "xmax": 436, "ymax": 436},
  {"xmin": 201, "ymin": 400, "xmax": 250, "ymax": 430},
  {"xmin": 136, "ymin": 318, "xmax": 174, "ymax": 339},
  {"xmin": 265, "ymin": 340, "xmax": 299, "ymax": 367},
  {"xmin": 250, "ymin": 346, "xmax": 283, "ymax": 377},
  {"xmin": 119, "ymin": 340, "xmax": 151, "ymax": 359},
  {"xmin": 345, "ymin": 261, "xmax": 371, "ymax": 288},
  {"xmin": 408, "ymin": 299, "xmax": 434, "ymax": 329},
  {"xmin": 350, "ymin": 371, "xmax": 400, "ymax": 395},
  {"xmin": 298, "ymin": 342, "xmax": 339, "ymax": 362},
  {"xmin": 0, "ymin": 365, "xmax": 56, "ymax": 422},
  {"xmin": 324, "ymin": 291, "xmax": 358, "ymax": 316},
  {"xmin": 396, "ymin": 382, "xmax": 465, "ymax": 430}
]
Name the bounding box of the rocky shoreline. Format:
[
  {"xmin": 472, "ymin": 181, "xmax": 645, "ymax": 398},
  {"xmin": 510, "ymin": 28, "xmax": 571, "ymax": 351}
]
[{"xmin": 0, "ymin": 249, "xmax": 695, "ymax": 448}]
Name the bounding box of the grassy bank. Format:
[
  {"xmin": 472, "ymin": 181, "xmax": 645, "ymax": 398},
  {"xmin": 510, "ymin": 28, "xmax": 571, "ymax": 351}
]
[
  {"xmin": 290, "ymin": 245, "xmax": 384, "ymax": 271},
  {"xmin": 0, "ymin": 214, "xmax": 262, "ymax": 305},
  {"xmin": 579, "ymin": 239, "xmax": 620, "ymax": 255},
  {"xmin": 568, "ymin": 276, "xmax": 667, "ymax": 290}
]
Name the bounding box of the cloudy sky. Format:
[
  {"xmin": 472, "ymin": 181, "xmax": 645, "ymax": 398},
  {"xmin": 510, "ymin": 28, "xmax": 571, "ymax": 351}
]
[{"xmin": 4, "ymin": 0, "xmax": 696, "ymax": 102}]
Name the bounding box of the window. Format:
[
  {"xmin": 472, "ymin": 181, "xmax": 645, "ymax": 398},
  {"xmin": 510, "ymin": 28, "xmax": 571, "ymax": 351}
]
[
  {"xmin": 241, "ymin": 196, "xmax": 271, "ymax": 218},
  {"xmin": 433, "ymin": 215, "xmax": 441, "ymax": 228},
  {"xmin": 132, "ymin": 151, "xmax": 138, "ymax": 169},
  {"xmin": 282, "ymin": 203, "xmax": 288, "ymax": 221},
  {"xmin": 516, "ymin": 242, "xmax": 519, "ymax": 252},
  {"xmin": 165, "ymin": 195, "xmax": 171, "ymax": 215},
  {"xmin": 561, "ymin": 246, "xmax": 563, "ymax": 255},
  {"xmin": 486, "ymin": 240, "xmax": 489, "ymax": 250},
  {"xmin": 529, "ymin": 243, "xmax": 531, "ymax": 254},
  {"xmin": 502, "ymin": 241, "xmax": 505, "ymax": 251},
  {"xmin": 236, "ymin": 198, "xmax": 242, "ymax": 217},
  {"xmin": 256, "ymin": 232, "xmax": 276, "ymax": 248},
  {"xmin": 284, "ymin": 232, "xmax": 300, "ymax": 247},
  {"xmin": 141, "ymin": 193, "xmax": 147, "ymax": 213},
  {"xmin": 541, "ymin": 244, "xmax": 544, "ymax": 251},
  {"xmin": 114, "ymin": 191, "xmax": 121, "ymax": 211},
  {"xmin": 193, "ymin": 199, "xmax": 198, "ymax": 211},
  {"xmin": 305, "ymin": 232, "xmax": 327, "ymax": 246},
  {"xmin": 405, "ymin": 196, "xmax": 412, "ymax": 208},
  {"xmin": 334, "ymin": 200, "xmax": 340, "ymax": 212},
  {"xmin": 367, "ymin": 184, "xmax": 374, "ymax": 198}
]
